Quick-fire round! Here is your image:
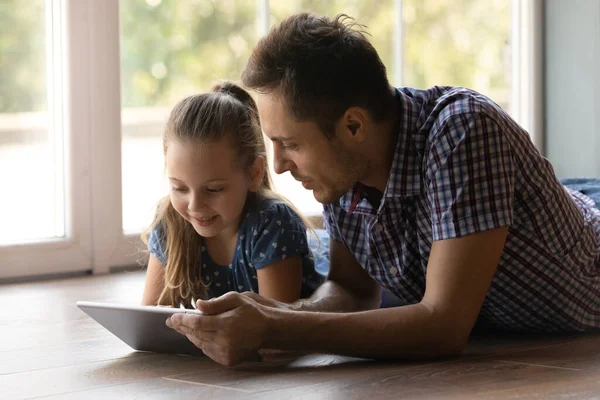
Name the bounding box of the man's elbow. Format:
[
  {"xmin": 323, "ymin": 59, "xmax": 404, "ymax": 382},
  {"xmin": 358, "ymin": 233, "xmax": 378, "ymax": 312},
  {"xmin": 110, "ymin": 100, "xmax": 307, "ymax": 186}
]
[
  {"xmin": 327, "ymin": 279, "xmax": 381, "ymax": 311},
  {"xmin": 357, "ymin": 284, "xmax": 382, "ymax": 311},
  {"xmin": 432, "ymin": 320, "xmax": 471, "ymax": 357},
  {"xmin": 418, "ymin": 304, "xmax": 470, "ymax": 357},
  {"xmin": 390, "ymin": 333, "xmax": 467, "ymax": 360},
  {"xmin": 434, "ymin": 336, "xmax": 468, "ymax": 357}
]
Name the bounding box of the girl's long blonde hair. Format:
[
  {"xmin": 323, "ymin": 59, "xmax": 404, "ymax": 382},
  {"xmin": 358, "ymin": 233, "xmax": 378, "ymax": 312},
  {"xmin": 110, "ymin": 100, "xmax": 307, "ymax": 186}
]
[{"xmin": 141, "ymin": 81, "xmax": 313, "ymax": 306}]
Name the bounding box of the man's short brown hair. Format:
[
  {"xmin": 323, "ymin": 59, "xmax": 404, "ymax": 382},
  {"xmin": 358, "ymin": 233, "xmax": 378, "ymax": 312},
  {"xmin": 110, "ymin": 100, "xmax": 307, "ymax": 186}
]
[{"xmin": 242, "ymin": 13, "xmax": 394, "ymax": 137}]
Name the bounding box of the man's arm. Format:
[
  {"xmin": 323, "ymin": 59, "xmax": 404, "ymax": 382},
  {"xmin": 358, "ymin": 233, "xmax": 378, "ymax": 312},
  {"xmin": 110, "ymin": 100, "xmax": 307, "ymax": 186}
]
[
  {"xmin": 167, "ymin": 227, "xmax": 508, "ymax": 365},
  {"xmin": 235, "ymin": 238, "xmax": 381, "ymax": 313},
  {"xmin": 292, "ymin": 238, "xmax": 382, "ymax": 312},
  {"xmin": 264, "ymin": 227, "xmax": 507, "ymax": 357}
]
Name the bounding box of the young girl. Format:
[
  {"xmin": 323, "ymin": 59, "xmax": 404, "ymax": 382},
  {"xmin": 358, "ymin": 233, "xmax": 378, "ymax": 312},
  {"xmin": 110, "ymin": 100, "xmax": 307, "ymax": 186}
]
[{"xmin": 140, "ymin": 82, "xmax": 325, "ymax": 307}]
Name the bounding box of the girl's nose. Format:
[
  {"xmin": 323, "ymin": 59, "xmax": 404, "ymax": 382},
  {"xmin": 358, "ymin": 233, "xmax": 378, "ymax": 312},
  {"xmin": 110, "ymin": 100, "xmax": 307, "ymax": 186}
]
[{"xmin": 188, "ymin": 192, "xmax": 207, "ymax": 212}]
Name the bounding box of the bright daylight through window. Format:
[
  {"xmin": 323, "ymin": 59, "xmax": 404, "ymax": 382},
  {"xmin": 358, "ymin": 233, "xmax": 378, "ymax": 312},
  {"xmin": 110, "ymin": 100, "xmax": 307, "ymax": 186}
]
[{"xmin": 0, "ymin": 0, "xmax": 512, "ymax": 244}]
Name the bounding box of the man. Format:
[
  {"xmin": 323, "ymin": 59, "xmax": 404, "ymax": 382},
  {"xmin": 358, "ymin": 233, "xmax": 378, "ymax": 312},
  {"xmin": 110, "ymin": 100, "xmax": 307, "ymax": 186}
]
[{"xmin": 167, "ymin": 13, "xmax": 600, "ymax": 366}]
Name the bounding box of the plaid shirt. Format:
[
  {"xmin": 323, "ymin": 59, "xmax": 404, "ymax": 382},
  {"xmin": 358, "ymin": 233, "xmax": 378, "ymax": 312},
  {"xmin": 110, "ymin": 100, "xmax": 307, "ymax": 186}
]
[{"xmin": 323, "ymin": 86, "xmax": 600, "ymax": 332}]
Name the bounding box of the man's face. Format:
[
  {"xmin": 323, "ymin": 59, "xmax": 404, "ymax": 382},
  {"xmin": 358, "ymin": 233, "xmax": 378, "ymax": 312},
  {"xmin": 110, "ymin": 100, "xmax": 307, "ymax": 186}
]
[{"xmin": 256, "ymin": 92, "xmax": 366, "ymax": 204}]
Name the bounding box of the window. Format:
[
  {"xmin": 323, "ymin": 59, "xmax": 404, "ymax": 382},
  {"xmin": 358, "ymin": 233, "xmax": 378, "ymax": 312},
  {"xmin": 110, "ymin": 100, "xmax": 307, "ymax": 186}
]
[
  {"xmin": 402, "ymin": 0, "xmax": 512, "ymax": 111},
  {"xmin": 0, "ymin": 0, "xmax": 92, "ymax": 280},
  {"xmin": 0, "ymin": 0, "xmax": 64, "ymax": 244},
  {"xmin": 0, "ymin": 0, "xmax": 538, "ymax": 279},
  {"xmin": 120, "ymin": 0, "xmax": 260, "ymax": 232},
  {"xmin": 118, "ymin": 0, "xmax": 515, "ymax": 227}
]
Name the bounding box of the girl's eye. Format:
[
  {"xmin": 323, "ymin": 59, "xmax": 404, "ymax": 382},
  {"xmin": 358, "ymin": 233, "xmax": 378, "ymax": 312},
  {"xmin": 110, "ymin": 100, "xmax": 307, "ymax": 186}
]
[
  {"xmin": 207, "ymin": 187, "xmax": 224, "ymax": 193},
  {"xmin": 171, "ymin": 187, "xmax": 187, "ymax": 193}
]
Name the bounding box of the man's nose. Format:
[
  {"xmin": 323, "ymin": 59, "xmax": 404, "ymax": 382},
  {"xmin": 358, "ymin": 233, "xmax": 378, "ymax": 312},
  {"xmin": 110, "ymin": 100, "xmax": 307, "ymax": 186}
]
[{"xmin": 273, "ymin": 144, "xmax": 293, "ymax": 174}]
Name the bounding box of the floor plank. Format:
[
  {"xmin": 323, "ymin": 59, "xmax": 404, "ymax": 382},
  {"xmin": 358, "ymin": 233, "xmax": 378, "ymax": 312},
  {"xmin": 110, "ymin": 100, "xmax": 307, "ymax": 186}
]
[
  {"xmin": 490, "ymin": 334, "xmax": 600, "ymax": 371},
  {"xmin": 35, "ymin": 377, "xmax": 251, "ymax": 400},
  {"xmin": 238, "ymin": 358, "xmax": 595, "ymax": 400},
  {"xmin": 1, "ymin": 271, "xmax": 599, "ymax": 399},
  {"xmin": 0, "ymin": 353, "xmax": 217, "ymax": 399},
  {"xmin": 0, "ymin": 337, "xmax": 140, "ymax": 375}
]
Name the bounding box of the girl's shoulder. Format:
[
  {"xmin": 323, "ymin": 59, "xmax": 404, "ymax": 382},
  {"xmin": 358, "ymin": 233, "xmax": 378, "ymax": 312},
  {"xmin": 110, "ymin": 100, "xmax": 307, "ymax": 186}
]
[
  {"xmin": 243, "ymin": 197, "xmax": 305, "ymax": 228},
  {"xmin": 147, "ymin": 221, "xmax": 167, "ymax": 263},
  {"xmin": 237, "ymin": 197, "xmax": 312, "ymax": 271}
]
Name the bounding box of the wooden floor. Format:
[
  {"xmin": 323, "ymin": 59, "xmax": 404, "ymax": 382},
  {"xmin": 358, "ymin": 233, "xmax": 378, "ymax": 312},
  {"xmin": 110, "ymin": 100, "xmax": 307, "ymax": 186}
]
[{"xmin": 1, "ymin": 271, "xmax": 599, "ymax": 399}]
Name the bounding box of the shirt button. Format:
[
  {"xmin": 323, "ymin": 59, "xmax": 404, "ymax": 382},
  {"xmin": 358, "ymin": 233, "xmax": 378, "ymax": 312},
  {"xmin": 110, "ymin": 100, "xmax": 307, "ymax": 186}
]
[
  {"xmin": 375, "ymin": 224, "xmax": 384, "ymax": 233},
  {"xmin": 389, "ymin": 267, "xmax": 398, "ymax": 276}
]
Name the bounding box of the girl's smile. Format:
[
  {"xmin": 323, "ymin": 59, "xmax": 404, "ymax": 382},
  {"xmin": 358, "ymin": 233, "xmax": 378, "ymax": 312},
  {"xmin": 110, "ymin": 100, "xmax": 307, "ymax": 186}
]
[{"xmin": 192, "ymin": 215, "xmax": 218, "ymax": 227}]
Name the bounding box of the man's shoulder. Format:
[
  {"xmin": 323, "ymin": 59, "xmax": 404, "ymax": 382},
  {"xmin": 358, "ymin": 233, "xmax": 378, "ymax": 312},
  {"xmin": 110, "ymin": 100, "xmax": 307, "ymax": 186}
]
[
  {"xmin": 397, "ymin": 85, "xmax": 506, "ymax": 128},
  {"xmin": 405, "ymin": 86, "xmax": 515, "ymax": 156}
]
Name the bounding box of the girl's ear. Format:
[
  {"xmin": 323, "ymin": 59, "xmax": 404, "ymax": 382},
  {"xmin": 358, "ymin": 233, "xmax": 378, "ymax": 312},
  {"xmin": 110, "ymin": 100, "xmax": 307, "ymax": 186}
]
[{"xmin": 248, "ymin": 156, "xmax": 266, "ymax": 192}]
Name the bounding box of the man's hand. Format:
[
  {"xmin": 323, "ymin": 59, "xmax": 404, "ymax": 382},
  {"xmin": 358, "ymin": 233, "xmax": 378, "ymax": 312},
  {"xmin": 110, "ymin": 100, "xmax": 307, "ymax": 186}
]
[
  {"xmin": 166, "ymin": 292, "xmax": 272, "ymax": 366},
  {"xmin": 240, "ymin": 291, "xmax": 295, "ymax": 310}
]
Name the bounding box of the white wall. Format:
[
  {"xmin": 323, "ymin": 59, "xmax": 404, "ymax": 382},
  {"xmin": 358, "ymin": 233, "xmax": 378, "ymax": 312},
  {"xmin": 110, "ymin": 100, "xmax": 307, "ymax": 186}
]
[{"xmin": 545, "ymin": 0, "xmax": 600, "ymax": 178}]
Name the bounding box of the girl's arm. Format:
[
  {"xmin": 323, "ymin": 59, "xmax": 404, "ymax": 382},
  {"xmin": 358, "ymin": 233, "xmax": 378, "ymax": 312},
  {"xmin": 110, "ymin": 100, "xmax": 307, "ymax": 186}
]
[
  {"xmin": 141, "ymin": 254, "xmax": 165, "ymax": 305},
  {"xmin": 256, "ymin": 256, "xmax": 303, "ymax": 303}
]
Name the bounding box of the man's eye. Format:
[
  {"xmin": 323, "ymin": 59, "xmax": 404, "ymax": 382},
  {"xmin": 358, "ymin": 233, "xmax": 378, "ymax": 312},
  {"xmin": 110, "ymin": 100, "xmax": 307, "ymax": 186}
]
[{"xmin": 281, "ymin": 143, "xmax": 298, "ymax": 150}]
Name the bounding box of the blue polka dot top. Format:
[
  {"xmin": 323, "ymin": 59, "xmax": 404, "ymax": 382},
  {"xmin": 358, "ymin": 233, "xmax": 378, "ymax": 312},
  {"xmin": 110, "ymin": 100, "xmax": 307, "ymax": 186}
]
[{"xmin": 148, "ymin": 198, "xmax": 326, "ymax": 299}]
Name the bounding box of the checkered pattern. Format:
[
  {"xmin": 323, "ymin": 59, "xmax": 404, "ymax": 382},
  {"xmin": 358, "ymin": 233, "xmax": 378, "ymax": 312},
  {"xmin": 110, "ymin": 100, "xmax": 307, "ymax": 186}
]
[{"xmin": 324, "ymin": 86, "xmax": 600, "ymax": 332}]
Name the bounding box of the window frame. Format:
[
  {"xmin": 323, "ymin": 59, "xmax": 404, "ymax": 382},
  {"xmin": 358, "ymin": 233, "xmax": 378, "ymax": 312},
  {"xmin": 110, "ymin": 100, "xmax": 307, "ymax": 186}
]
[{"xmin": 0, "ymin": 0, "xmax": 93, "ymax": 280}]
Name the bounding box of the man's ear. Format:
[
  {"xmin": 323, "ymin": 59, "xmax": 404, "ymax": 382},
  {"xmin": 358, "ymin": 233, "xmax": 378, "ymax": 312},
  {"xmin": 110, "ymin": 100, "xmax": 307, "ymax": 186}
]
[
  {"xmin": 248, "ymin": 155, "xmax": 266, "ymax": 192},
  {"xmin": 340, "ymin": 107, "xmax": 368, "ymax": 143}
]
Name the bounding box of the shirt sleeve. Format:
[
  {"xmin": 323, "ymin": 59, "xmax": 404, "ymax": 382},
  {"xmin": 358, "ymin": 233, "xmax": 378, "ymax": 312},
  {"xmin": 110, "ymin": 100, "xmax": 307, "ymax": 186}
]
[
  {"xmin": 250, "ymin": 202, "xmax": 310, "ymax": 270},
  {"xmin": 426, "ymin": 112, "xmax": 515, "ymax": 240},
  {"xmin": 148, "ymin": 225, "xmax": 167, "ymax": 264}
]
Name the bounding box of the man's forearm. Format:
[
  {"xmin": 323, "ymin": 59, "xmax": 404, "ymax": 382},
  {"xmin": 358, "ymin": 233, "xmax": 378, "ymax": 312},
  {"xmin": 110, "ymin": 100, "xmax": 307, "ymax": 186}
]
[
  {"xmin": 263, "ymin": 303, "xmax": 466, "ymax": 359},
  {"xmin": 291, "ymin": 280, "xmax": 381, "ymax": 313}
]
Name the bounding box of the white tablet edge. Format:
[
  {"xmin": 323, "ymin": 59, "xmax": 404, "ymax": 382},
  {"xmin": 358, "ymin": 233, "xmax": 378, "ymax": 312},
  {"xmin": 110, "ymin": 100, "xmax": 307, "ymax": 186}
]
[{"xmin": 76, "ymin": 301, "xmax": 204, "ymax": 315}]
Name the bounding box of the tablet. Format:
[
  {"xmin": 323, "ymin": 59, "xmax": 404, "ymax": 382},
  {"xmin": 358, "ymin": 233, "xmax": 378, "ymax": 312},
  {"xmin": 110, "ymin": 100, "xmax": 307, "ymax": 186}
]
[{"xmin": 76, "ymin": 301, "xmax": 205, "ymax": 356}]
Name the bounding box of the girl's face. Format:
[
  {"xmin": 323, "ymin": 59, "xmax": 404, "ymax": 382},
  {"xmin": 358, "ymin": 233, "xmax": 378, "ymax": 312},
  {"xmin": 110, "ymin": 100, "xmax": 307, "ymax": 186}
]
[{"xmin": 165, "ymin": 138, "xmax": 264, "ymax": 239}]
